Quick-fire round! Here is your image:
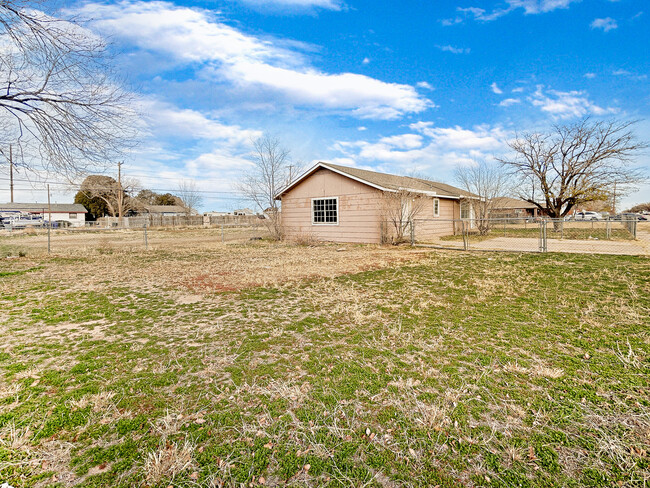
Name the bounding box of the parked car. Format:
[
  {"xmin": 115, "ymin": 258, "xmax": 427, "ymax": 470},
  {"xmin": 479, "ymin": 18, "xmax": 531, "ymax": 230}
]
[
  {"xmin": 574, "ymin": 211, "xmax": 602, "ymax": 221},
  {"xmin": 620, "ymin": 213, "xmax": 648, "ymax": 221}
]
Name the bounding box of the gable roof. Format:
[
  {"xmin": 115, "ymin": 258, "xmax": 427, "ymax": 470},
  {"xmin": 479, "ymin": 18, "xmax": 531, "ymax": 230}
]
[
  {"xmin": 275, "ymin": 162, "xmax": 476, "ymax": 199},
  {"xmin": 0, "ymin": 203, "xmax": 87, "ymax": 213},
  {"xmin": 491, "ymin": 197, "xmax": 539, "ymax": 210}
]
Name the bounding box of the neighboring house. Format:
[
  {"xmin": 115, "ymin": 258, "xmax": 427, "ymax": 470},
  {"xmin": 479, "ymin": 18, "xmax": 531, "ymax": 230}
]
[
  {"xmin": 204, "ymin": 211, "xmax": 231, "ymax": 217},
  {"xmin": 142, "ymin": 205, "xmax": 187, "ymax": 216},
  {"xmin": 490, "ymin": 197, "xmax": 542, "ymax": 219},
  {"xmin": 274, "ymin": 162, "xmax": 476, "ymax": 244},
  {"xmin": 233, "ymin": 208, "xmax": 255, "ymax": 216},
  {"xmin": 0, "ymin": 203, "xmax": 87, "ymax": 227}
]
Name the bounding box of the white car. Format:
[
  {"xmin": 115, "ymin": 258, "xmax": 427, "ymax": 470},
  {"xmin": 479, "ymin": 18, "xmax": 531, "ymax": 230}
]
[{"xmin": 574, "ymin": 211, "xmax": 602, "ymax": 221}]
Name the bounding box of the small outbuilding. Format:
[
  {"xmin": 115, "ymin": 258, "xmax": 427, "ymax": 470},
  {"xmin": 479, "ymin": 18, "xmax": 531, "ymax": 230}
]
[
  {"xmin": 275, "ymin": 162, "xmax": 475, "ymax": 244},
  {"xmin": 489, "ymin": 197, "xmax": 542, "ymax": 219}
]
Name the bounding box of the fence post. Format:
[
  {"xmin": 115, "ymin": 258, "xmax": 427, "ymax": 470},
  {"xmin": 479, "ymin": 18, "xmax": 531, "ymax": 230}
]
[
  {"xmin": 144, "ymin": 222, "xmax": 148, "ymax": 250},
  {"xmin": 606, "ymin": 220, "xmax": 611, "ymax": 240},
  {"xmin": 539, "ymin": 220, "xmax": 548, "ymax": 252},
  {"xmin": 462, "ymin": 220, "xmax": 469, "ymax": 251},
  {"xmin": 410, "ymin": 219, "xmax": 415, "ymax": 246}
]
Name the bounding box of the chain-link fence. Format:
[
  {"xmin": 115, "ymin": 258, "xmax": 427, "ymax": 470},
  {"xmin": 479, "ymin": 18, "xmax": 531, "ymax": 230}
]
[
  {"xmin": 409, "ymin": 217, "xmax": 648, "ymax": 255},
  {"xmin": 0, "ymin": 219, "xmax": 270, "ymax": 256}
]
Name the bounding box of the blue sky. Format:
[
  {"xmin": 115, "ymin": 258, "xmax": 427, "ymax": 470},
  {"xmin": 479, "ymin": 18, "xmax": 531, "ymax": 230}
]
[{"xmin": 4, "ymin": 0, "xmax": 650, "ymax": 211}]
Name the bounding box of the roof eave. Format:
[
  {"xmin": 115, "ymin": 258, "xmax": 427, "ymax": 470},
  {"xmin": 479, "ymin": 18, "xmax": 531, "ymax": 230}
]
[{"xmin": 274, "ymin": 162, "xmax": 392, "ymax": 199}]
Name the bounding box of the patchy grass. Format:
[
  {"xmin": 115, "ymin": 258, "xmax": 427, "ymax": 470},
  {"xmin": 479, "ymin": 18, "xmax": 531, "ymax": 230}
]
[{"xmin": 0, "ymin": 236, "xmax": 649, "ymax": 487}]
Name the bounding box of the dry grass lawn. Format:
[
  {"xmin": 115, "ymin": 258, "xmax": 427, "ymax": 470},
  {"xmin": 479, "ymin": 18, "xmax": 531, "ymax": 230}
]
[{"xmin": 0, "ymin": 228, "xmax": 649, "ymax": 488}]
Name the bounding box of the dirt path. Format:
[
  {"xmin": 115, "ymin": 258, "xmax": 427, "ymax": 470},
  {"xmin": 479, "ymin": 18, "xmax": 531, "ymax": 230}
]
[{"xmin": 420, "ymin": 236, "xmax": 648, "ymax": 255}]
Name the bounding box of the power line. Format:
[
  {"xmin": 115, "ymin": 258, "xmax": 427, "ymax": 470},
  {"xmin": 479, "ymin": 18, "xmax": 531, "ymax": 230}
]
[{"xmin": 0, "ymin": 178, "xmax": 246, "ymax": 196}]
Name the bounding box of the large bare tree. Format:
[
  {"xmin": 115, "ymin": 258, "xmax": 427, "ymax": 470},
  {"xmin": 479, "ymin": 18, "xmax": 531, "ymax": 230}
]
[
  {"xmin": 76, "ymin": 174, "xmax": 141, "ymax": 224},
  {"xmin": 498, "ymin": 118, "xmax": 647, "ymax": 221},
  {"xmin": 236, "ymin": 134, "xmax": 296, "ymax": 240},
  {"xmin": 0, "ymin": 0, "xmax": 135, "ymax": 178},
  {"xmin": 455, "ymin": 160, "xmax": 511, "ymax": 235}
]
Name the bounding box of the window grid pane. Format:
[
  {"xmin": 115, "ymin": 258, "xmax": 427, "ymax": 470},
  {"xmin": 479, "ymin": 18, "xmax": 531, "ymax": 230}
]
[{"xmin": 313, "ymin": 198, "xmax": 338, "ymax": 224}]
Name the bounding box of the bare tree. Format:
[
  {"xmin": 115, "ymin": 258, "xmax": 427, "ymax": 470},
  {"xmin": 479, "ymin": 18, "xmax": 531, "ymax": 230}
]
[
  {"xmin": 235, "ymin": 134, "xmax": 296, "ymax": 240},
  {"xmin": 381, "ymin": 190, "xmax": 427, "ymax": 244},
  {"xmin": 77, "ymin": 174, "xmax": 141, "ymax": 223},
  {"xmin": 455, "ymin": 160, "xmax": 511, "ymax": 235},
  {"xmin": 498, "ymin": 119, "xmax": 647, "ymax": 223},
  {"xmin": 0, "ymin": 0, "xmax": 136, "ymax": 178},
  {"xmin": 176, "ymin": 180, "xmax": 203, "ymax": 216}
]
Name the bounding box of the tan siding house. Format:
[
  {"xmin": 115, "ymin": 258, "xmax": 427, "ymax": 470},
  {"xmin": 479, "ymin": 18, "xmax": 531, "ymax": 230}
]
[{"xmin": 276, "ymin": 162, "xmax": 474, "ymax": 244}]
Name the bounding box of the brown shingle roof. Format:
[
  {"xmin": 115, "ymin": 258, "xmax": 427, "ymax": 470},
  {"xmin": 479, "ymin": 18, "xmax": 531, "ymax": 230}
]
[
  {"xmin": 277, "ymin": 162, "xmax": 477, "ymax": 199},
  {"xmin": 491, "ymin": 197, "xmax": 539, "ymax": 210}
]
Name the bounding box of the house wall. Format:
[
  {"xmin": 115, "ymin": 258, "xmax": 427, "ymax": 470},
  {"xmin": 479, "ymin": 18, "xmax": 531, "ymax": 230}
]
[
  {"xmin": 412, "ymin": 197, "xmax": 459, "ymax": 239},
  {"xmin": 280, "ymin": 168, "xmax": 384, "ymax": 243},
  {"xmin": 39, "ymin": 211, "xmax": 86, "ymax": 227}
]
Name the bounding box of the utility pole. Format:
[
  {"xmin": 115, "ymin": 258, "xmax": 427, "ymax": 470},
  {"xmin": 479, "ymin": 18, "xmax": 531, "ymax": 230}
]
[
  {"xmin": 9, "ymin": 145, "xmax": 14, "ymax": 203},
  {"xmin": 117, "ymin": 161, "xmax": 123, "ymax": 227},
  {"xmin": 47, "ymin": 184, "xmax": 51, "ymax": 254}
]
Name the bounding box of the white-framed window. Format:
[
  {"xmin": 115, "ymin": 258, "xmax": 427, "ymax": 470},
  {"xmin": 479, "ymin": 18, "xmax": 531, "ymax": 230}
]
[
  {"xmin": 460, "ymin": 201, "xmax": 470, "ymax": 220},
  {"xmin": 312, "ymin": 197, "xmax": 338, "ymax": 225},
  {"xmin": 433, "ymin": 198, "xmax": 440, "ymax": 217},
  {"xmin": 69, "ymin": 213, "xmax": 77, "ymax": 219}
]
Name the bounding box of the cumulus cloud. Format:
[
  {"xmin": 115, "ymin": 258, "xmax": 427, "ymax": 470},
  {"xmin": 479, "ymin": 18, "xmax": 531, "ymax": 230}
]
[
  {"xmin": 417, "ymin": 81, "xmax": 434, "ymax": 90},
  {"xmin": 529, "ymin": 86, "xmax": 617, "ymax": 119},
  {"xmin": 491, "ymin": 82, "xmax": 503, "ymax": 94},
  {"xmin": 139, "ymin": 99, "xmax": 261, "ymax": 144},
  {"xmin": 76, "ymin": 1, "xmax": 429, "ymax": 120},
  {"xmin": 584, "ymin": 72, "xmax": 597, "ymax": 79},
  {"xmin": 332, "ymin": 123, "xmax": 509, "ymax": 172},
  {"xmin": 442, "ymin": 0, "xmax": 578, "ymax": 24},
  {"xmin": 591, "ymin": 17, "xmax": 618, "ymax": 32}
]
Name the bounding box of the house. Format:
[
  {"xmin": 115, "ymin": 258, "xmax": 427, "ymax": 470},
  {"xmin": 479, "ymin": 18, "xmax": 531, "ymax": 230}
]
[
  {"xmin": 490, "ymin": 197, "xmax": 541, "ymax": 219},
  {"xmin": 142, "ymin": 205, "xmax": 187, "ymax": 216},
  {"xmin": 274, "ymin": 162, "xmax": 476, "ymax": 244},
  {"xmin": 233, "ymin": 208, "xmax": 255, "ymax": 216},
  {"xmin": 0, "ymin": 203, "xmax": 87, "ymax": 227}
]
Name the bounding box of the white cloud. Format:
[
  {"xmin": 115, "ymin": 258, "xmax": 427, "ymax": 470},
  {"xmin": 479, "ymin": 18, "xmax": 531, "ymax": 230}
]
[
  {"xmin": 499, "ymin": 98, "xmax": 521, "ymax": 107},
  {"xmin": 417, "ymin": 81, "xmax": 434, "ymax": 90},
  {"xmin": 378, "ymin": 134, "xmax": 423, "ymax": 150},
  {"xmin": 584, "ymin": 72, "xmax": 597, "ymax": 79},
  {"xmin": 512, "ymin": 87, "xmax": 525, "ymax": 93},
  {"xmin": 443, "ymin": 0, "xmax": 578, "ymax": 24},
  {"xmin": 529, "ymin": 86, "xmax": 617, "ymax": 119},
  {"xmin": 436, "ymin": 45, "xmax": 471, "ymax": 54},
  {"xmin": 491, "ymin": 82, "xmax": 503, "ymax": 94},
  {"xmin": 235, "ymin": 0, "xmax": 344, "ymax": 11},
  {"xmin": 332, "ymin": 123, "xmax": 509, "ymax": 173},
  {"xmin": 139, "ymin": 99, "xmax": 261, "ymax": 144},
  {"xmin": 362, "ymin": 57, "xmax": 370, "ymax": 64},
  {"xmin": 591, "ymin": 17, "xmax": 618, "ymax": 32},
  {"xmin": 507, "ymin": 0, "xmax": 578, "ymax": 14},
  {"xmin": 77, "ymin": 1, "xmax": 430, "ymax": 120},
  {"xmin": 612, "ymin": 69, "xmax": 647, "ymax": 81}
]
